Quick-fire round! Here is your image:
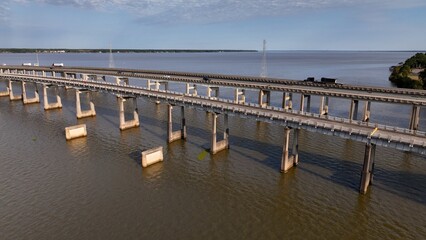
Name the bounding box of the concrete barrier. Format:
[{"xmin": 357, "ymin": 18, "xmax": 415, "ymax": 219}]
[
  {"xmin": 65, "ymin": 124, "xmax": 87, "ymax": 140},
  {"xmin": 141, "ymin": 146, "xmax": 163, "ymax": 168}
]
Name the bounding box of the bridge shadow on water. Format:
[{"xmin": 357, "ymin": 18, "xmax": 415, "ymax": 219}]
[{"xmin": 90, "ymin": 104, "xmax": 426, "ymax": 205}]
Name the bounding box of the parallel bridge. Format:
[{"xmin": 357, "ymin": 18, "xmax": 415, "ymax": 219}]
[{"xmin": 1, "ymin": 65, "xmax": 425, "ymax": 194}]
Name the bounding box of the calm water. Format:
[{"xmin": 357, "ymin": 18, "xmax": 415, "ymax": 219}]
[{"xmin": 1, "ymin": 51, "xmax": 425, "ymax": 239}]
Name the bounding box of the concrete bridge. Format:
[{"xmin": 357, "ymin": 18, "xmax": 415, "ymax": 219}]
[{"xmin": 1, "ymin": 65, "xmax": 425, "ymax": 194}]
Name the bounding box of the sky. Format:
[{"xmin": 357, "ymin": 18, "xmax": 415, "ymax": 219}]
[{"xmin": 0, "ymin": 0, "xmax": 425, "ymax": 50}]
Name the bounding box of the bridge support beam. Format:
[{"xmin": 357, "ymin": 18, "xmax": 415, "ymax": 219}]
[
  {"xmin": 207, "ymin": 86, "xmax": 219, "ymax": 99},
  {"xmin": 299, "ymin": 94, "xmax": 311, "ymax": 113},
  {"xmin": 259, "ymin": 90, "xmax": 271, "ymax": 107},
  {"xmin": 319, "ymin": 96, "xmax": 329, "ymax": 115},
  {"xmin": 0, "ymin": 80, "xmax": 10, "ymax": 97},
  {"xmin": 167, "ymin": 105, "xmax": 187, "ymax": 143},
  {"xmin": 363, "ymin": 101, "xmax": 371, "ymax": 122},
  {"xmin": 281, "ymin": 128, "xmax": 299, "ymax": 172},
  {"xmin": 185, "ymin": 83, "xmax": 197, "ymax": 96},
  {"xmin": 359, "ymin": 143, "xmax": 376, "ymax": 194},
  {"xmin": 9, "ymin": 80, "xmax": 22, "ymax": 101},
  {"xmin": 22, "ymin": 81, "xmax": 40, "ymax": 104},
  {"xmin": 282, "ymin": 92, "xmax": 293, "ymax": 110},
  {"xmin": 211, "ymin": 113, "xmax": 229, "ymax": 154},
  {"xmin": 76, "ymin": 89, "xmax": 96, "ymax": 119},
  {"xmin": 409, "ymin": 105, "xmax": 421, "ymax": 130},
  {"xmin": 349, "ymin": 99, "xmax": 359, "ymax": 120},
  {"xmin": 116, "ymin": 77, "xmax": 129, "ymax": 86},
  {"xmin": 234, "ymin": 88, "xmax": 245, "ymax": 104},
  {"xmin": 43, "ymin": 85, "xmax": 62, "ymax": 110},
  {"xmin": 118, "ymin": 96, "xmax": 140, "ymax": 130}
]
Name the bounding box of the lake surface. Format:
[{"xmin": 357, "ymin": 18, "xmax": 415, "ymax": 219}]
[{"xmin": 1, "ymin": 51, "xmax": 425, "ymax": 239}]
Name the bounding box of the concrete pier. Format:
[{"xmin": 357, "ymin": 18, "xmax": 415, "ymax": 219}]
[
  {"xmin": 349, "ymin": 99, "xmax": 359, "ymax": 120},
  {"xmin": 118, "ymin": 96, "xmax": 140, "ymax": 130},
  {"xmin": 282, "ymin": 92, "xmax": 293, "ymax": 110},
  {"xmin": 299, "ymin": 94, "xmax": 311, "ymax": 112},
  {"xmin": 211, "ymin": 113, "xmax": 229, "ymax": 154},
  {"xmin": 363, "ymin": 101, "xmax": 371, "ymax": 122},
  {"xmin": 0, "ymin": 80, "xmax": 9, "ymax": 97},
  {"xmin": 359, "ymin": 143, "xmax": 376, "ymax": 194},
  {"xmin": 65, "ymin": 124, "xmax": 87, "ymax": 140},
  {"xmin": 319, "ymin": 96, "xmax": 329, "ymax": 115},
  {"xmin": 9, "ymin": 80, "xmax": 23, "ymax": 101},
  {"xmin": 281, "ymin": 127, "xmax": 300, "ymax": 172},
  {"xmin": 409, "ymin": 105, "xmax": 421, "ymax": 130},
  {"xmin": 167, "ymin": 105, "xmax": 187, "ymax": 143},
  {"xmin": 43, "ymin": 85, "xmax": 62, "ymax": 110},
  {"xmin": 234, "ymin": 88, "xmax": 245, "ymax": 104},
  {"xmin": 141, "ymin": 146, "xmax": 164, "ymax": 168},
  {"xmin": 76, "ymin": 89, "xmax": 96, "ymax": 119},
  {"xmin": 185, "ymin": 83, "xmax": 197, "ymax": 96},
  {"xmin": 259, "ymin": 90, "xmax": 271, "ymax": 107},
  {"xmin": 22, "ymin": 81, "xmax": 40, "ymax": 104},
  {"xmin": 207, "ymin": 86, "xmax": 219, "ymax": 99}
]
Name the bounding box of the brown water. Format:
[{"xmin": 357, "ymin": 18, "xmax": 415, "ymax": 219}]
[{"xmin": 1, "ymin": 52, "xmax": 426, "ymax": 239}]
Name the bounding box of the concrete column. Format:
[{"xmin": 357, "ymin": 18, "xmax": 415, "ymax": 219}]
[
  {"xmin": 52, "ymin": 71, "xmax": 56, "ymax": 77},
  {"xmin": 43, "ymin": 85, "xmax": 62, "ymax": 110},
  {"xmin": 118, "ymin": 97, "xmax": 140, "ymax": 130},
  {"xmin": 22, "ymin": 81, "xmax": 40, "ymax": 104},
  {"xmin": 211, "ymin": 113, "xmax": 229, "ymax": 154},
  {"xmin": 359, "ymin": 143, "xmax": 376, "ymax": 194},
  {"xmin": 292, "ymin": 129, "xmax": 299, "ymax": 165},
  {"xmin": 234, "ymin": 88, "xmax": 245, "ymax": 104},
  {"xmin": 42, "ymin": 71, "xmax": 46, "ymax": 77},
  {"xmin": 207, "ymin": 87, "xmax": 220, "ymax": 98},
  {"xmin": 349, "ymin": 99, "xmax": 359, "ymax": 120},
  {"xmin": 185, "ymin": 83, "xmax": 197, "ymax": 96},
  {"xmin": 299, "ymin": 94, "xmax": 305, "ymax": 112},
  {"xmin": 305, "ymin": 95, "xmax": 311, "ymax": 112},
  {"xmin": 363, "ymin": 101, "xmax": 371, "ymax": 122},
  {"xmin": 282, "ymin": 92, "xmax": 293, "ymax": 110},
  {"xmin": 281, "ymin": 127, "xmax": 295, "ymax": 173},
  {"xmin": 9, "ymin": 80, "xmax": 22, "ymax": 101},
  {"xmin": 409, "ymin": 105, "xmax": 421, "ymax": 130},
  {"xmin": 259, "ymin": 90, "xmax": 270, "ymax": 107},
  {"xmin": 116, "ymin": 77, "xmax": 129, "ymax": 86},
  {"xmin": 167, "ymin": 105, "xmax": 187, "ymax": 143},
  {"xmin": 319, "ymin": 96, "xmax": 329, "ymax": 115},
  {"xmin": 76, "ymin": 90, "xmax": 96, "ymax": 119}
]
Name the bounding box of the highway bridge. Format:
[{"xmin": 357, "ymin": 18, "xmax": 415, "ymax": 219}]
[{"xmin": 1, "ymin": 65, "xmax": 425, "ymax": 194}]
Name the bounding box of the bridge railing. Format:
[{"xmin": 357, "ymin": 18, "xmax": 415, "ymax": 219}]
[{"xmin": 2, "ymin": 73, "xmax": 426, "ymax": 138}]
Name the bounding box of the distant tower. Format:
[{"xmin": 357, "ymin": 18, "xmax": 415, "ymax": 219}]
[
  {"xmin": 260, "ymin": 40, "xmax": 267, "ymax": 78},
  {"xmin": 109, "ymin": 47, "xmax": 115, "ymax": 68}
]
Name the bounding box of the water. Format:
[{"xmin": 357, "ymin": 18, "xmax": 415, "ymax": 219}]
[{"xmin": 1, "ymin": 51, "xmax": 425, "ymax": 239}]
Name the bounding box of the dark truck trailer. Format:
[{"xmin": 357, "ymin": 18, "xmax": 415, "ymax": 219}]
[{"xmin": 320, "ymin": 77, "xmax": 337, "ymax": 84}]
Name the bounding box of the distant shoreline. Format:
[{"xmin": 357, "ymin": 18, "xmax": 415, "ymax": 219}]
[{"xmin": 0, "ymin": 48, "xmax": 257, "ymax": 54}]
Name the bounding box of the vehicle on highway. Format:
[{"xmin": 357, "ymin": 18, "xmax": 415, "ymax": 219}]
[{"xmin": 203, "ymin": 76, "xmax": 210, "ymax": 81}]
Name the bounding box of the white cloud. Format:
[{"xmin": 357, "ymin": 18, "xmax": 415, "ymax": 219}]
[{"xmin": 7, "ymin": 0, "xmax": 426, "ymax": 23}]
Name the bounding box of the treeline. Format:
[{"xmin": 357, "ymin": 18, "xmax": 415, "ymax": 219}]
[
  {"xmin": 389, "ymin": 53, "xmax": 426, "ymax": 89},
  {"xmin": 0, "ymin": 48, "xmax": 257, "ymax": 53}
]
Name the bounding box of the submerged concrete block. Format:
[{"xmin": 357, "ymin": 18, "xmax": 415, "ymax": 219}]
[
  {"xmin": 141, "ymin": 146, "xmax": 164, "ymax": 168},
  {"xmin": 65, "ymin": 124, "xmax": 87, "ymax": 140}
]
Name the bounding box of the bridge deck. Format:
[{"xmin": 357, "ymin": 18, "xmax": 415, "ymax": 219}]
[{"xmin": 2, "ymin": 73, "xmax": 425, "ymax": 154}]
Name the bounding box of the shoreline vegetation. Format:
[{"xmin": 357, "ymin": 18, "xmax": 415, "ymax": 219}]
[
  {"xmin": 389, "ymin": 53, "xmax": 426, "ymax": 89},
  {"xmin": 0, "ymin": 48, "xmax": 257, "ymax": 53}
]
